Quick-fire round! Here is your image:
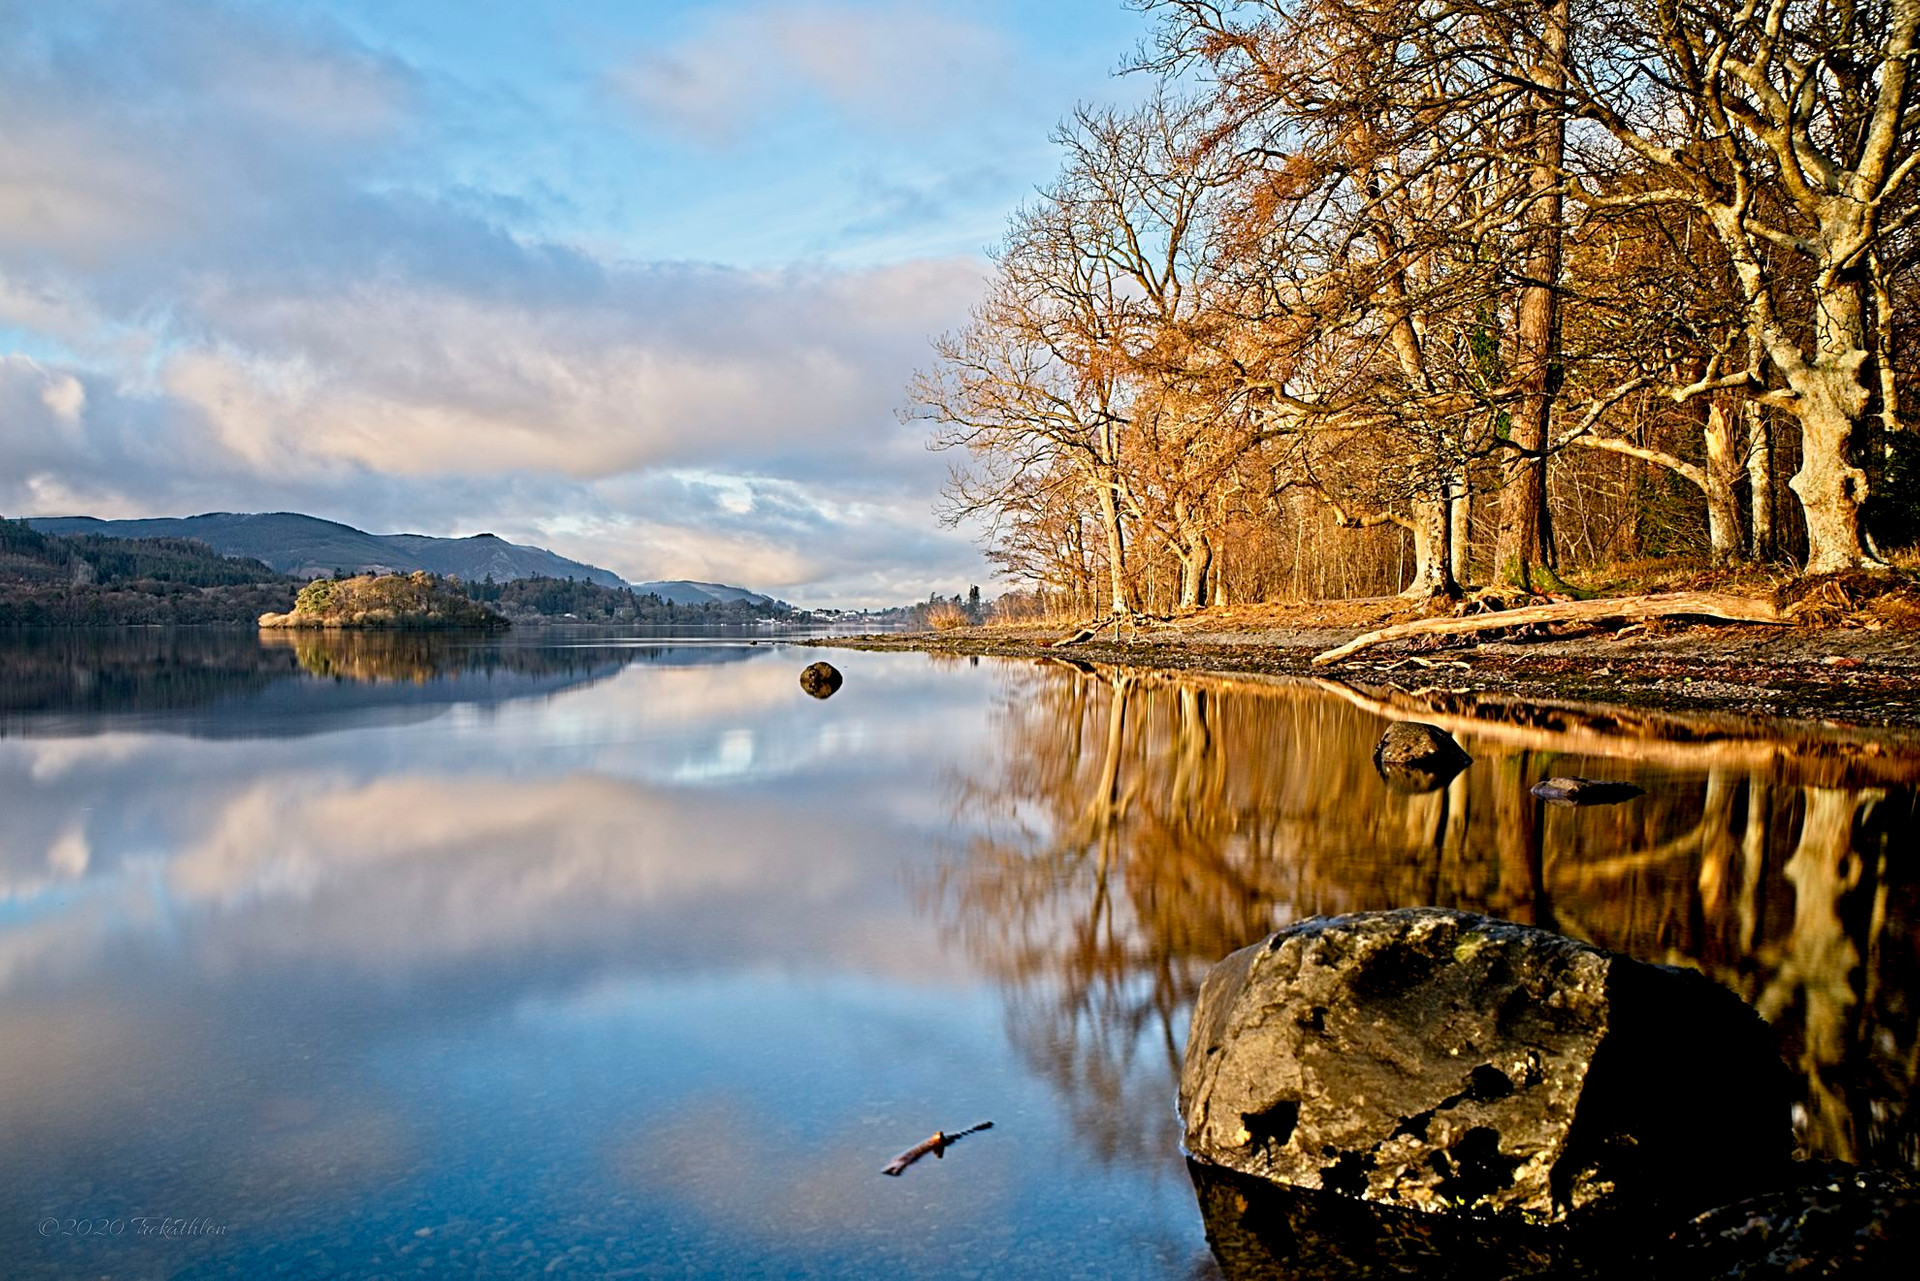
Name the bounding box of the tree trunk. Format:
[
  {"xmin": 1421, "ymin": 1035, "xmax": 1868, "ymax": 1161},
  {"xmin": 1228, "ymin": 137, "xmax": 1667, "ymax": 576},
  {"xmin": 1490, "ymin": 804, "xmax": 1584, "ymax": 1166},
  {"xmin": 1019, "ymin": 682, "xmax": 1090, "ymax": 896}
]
[
  {"xmin": 1400, "ymin": 497, "xmax": 1459, "ymax": 598},
  {"xmin": 1095, "ymin": 475, "xmax": 1130, "ymax": 616},
  {"xmin": 1792, "ymin": 397, "xmax": 1877, "ymax": 573},
  {"xmin": 1494, "ymin": 0, "xmax": 1568, "ymax": 588},
  {"xmin": 1781, "ymin": 278, "xmax": 1882, "ymax": 573},
  {"xmin": 1193, "ymin": 531, "xmax": 1213, "ymax": 608},
  {"xmin": 1169, "ymin": 499, "xmax": 1211, "ymax": 610},
  {"xmin": 1703, "ymin": 401, "xmax": 1744, "ymax": 565},
  {"xmin": 1449, "ymin": 471, "xmax": 1472, "ymax": 587},
  {"xmin": 1745, "ymin": 401, "xmax": 1775, "ymax": 560}
]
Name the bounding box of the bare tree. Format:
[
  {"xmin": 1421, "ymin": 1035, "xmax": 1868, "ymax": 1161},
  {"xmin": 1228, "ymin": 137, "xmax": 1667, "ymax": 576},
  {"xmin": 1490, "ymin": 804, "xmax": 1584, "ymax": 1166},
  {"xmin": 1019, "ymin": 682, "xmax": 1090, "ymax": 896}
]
[{"xmin": 1559, "ymin": 0, "xmax": 1920, "ymax": 571}]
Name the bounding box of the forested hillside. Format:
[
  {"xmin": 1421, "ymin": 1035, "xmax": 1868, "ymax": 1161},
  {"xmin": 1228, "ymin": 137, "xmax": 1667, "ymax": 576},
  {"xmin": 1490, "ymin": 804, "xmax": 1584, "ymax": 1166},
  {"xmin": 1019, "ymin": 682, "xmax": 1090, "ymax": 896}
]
[
  {"xmin": 0, "ymin": 519, "xmax": 297, "ymax": 624},
  {"xmin": 915, "ymin": 0, "xmax": 1920, "ymax": 615}
]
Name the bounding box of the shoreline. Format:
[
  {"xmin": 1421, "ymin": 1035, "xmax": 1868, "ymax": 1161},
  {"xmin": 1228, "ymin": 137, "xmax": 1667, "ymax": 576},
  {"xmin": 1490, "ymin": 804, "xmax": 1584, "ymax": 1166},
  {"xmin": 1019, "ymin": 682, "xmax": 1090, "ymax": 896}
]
[{"xmin": 802, "ymin": 608, "xmax": 1920, "ymax": 732}]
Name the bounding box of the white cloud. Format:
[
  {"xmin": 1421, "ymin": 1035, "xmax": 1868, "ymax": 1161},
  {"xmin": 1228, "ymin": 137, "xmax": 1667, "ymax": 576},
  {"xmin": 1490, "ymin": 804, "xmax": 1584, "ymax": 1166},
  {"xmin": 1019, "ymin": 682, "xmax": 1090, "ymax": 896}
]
[
  {"xmin": 0, "ymin": 1, "xmax": 1002, "ymax": 604},
  {"xmin": 158, "ymin": 257, "xmax": 983, "ymax": 480},
  {"xmin": 610, "ymin": 1, "xmax": 1011, "ymax": 144}
]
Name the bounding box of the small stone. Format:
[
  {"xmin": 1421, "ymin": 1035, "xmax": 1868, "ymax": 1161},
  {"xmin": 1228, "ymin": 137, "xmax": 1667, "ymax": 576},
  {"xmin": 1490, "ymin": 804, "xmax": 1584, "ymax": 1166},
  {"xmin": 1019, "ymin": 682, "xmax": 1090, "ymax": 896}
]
[
  {"xmin": 1372, "ymin": 722, "xmax": 1471, "ymax": 791},
  {"xmin": 1529, "ymin": 777, "xmax": 1644, "ymax": 806},
  {"xmin": 799, "ymin": 661, "xmax": 843, "ymax": 699}
]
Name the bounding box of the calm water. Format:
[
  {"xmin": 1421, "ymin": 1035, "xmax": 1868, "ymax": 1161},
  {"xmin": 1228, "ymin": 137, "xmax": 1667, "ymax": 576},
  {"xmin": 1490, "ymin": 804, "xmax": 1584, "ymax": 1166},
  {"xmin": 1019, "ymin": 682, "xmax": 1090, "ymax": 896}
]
[{"xmin": 1, "ymin": 630, "xmax": 1915, "ymax": 1279}]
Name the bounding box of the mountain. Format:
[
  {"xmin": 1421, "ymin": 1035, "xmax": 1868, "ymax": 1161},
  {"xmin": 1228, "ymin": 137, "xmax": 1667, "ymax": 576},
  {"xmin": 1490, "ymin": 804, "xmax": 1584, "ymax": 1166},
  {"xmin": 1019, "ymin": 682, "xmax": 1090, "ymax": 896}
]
[
  {"xmin": 630, "ymin": 579, "xmax": 779, "ymax": 609},
  {"xmin": 28, "ymin": 512, "xmax": 628, "ymax": 588}
]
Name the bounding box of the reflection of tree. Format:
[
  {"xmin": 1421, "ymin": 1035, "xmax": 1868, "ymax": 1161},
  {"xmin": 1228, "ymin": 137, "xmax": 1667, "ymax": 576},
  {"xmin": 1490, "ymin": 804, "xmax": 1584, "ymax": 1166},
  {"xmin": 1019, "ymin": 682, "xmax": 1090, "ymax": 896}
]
[
  {"xmin": 0, "ymin": 628, "xmax": 293, "ymax": 718},
  {"xmin": 932, "ymin": 662, "xmax": 1920, "ymax": 1173},
  {"xmin": 261, "ymin": 631, "xmax": 614, "ymax": 683}
]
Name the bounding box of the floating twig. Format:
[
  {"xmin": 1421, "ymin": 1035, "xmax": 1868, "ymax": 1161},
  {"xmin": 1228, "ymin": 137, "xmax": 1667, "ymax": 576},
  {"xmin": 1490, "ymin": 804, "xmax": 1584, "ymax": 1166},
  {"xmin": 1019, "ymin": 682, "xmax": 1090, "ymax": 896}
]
[{"xmin": 881, "ymin": 1121, "xmax": 994, "ymax": 1176}]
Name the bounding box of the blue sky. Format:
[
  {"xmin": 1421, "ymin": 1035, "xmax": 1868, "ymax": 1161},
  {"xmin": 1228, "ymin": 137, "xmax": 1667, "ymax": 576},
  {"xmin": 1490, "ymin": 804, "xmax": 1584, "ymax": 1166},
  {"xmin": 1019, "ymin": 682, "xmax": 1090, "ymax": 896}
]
[{"xmin": 0, "ymin": 0, "xmax": 1152, "ymax": 603}]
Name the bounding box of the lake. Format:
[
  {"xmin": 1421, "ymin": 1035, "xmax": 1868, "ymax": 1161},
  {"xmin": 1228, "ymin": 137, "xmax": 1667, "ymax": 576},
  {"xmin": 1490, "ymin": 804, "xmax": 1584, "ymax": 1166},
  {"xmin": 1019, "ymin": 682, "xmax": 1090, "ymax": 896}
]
[{"xmin": 2, "ymin": 629, "xmax": 1914, "ymax": 1278}]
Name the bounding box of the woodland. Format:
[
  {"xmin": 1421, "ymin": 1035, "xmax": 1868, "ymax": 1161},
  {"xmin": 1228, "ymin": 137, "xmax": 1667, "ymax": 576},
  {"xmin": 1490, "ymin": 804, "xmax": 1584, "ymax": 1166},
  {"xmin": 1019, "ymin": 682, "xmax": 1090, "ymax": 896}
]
[{"xmin": 914, "ymin": 0, "xmax": 1920, "ymax": 615}]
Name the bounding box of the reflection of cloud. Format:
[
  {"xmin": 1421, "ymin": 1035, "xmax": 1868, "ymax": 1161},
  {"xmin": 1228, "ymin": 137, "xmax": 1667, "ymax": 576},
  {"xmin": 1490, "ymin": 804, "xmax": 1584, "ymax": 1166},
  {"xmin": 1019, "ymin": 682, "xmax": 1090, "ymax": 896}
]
[
  {"xmin": 45, "ymin": 825, "xmax": 89, "ymax": 878},
  {"xmin": 0, "ymin": 649, "xmax": 992, "ymax": 990},
  {"xmin": 168, "ymin": 773, "xmax": 823, "ymax": 915}
]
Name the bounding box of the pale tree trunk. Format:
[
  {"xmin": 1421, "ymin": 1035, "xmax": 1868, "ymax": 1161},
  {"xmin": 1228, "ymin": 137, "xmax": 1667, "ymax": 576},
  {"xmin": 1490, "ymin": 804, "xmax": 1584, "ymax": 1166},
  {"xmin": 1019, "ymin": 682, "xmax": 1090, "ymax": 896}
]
[
  {"xmin": 1176, "ymin": 521, "xmax": 1211, "ymax": 609},
  {"xmin": 1786, "ymin": 278, "xmax": 1879, "ymax": 572},
  {"xmin": 1494, "ymin": 0, "xmax": 1568, "ymax": 587},
  {"xmin": 1400, "ymin": 497, "xmax": 1460, "ymax": 598},
  {"xmin": 1168, "ymin": 498, "xmax": 1213, "ymax": 610},
  {"xmin": 1448, "ymin": 472, "xmax": 1472, "ymax": 587},
  {"xmin": 1703, "ymin": 401, "xmax": 1745, "ymax": 565},
  {"xmin": 1095, "ymin": 475, "xmax": 1130, "ymax": 617},
  {"xmin": 1745, "ymin": 401, "xmax": 1775, "ymax": 560}
]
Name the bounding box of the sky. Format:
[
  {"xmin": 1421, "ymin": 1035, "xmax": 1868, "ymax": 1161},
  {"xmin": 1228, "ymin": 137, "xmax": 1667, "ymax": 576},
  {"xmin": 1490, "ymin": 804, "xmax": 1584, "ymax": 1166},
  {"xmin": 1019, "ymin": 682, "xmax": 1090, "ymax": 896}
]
[{"xmin": 0, "ymin": 0, "xmax": 1153, "ymax": 605}]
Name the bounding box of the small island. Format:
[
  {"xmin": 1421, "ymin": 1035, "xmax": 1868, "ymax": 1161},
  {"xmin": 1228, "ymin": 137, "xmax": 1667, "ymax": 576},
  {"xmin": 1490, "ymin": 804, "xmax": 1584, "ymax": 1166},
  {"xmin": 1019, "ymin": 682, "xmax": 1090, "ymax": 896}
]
[{"xmin": 260, "ymin": 571, "xmax": 509, "ymax": 630}]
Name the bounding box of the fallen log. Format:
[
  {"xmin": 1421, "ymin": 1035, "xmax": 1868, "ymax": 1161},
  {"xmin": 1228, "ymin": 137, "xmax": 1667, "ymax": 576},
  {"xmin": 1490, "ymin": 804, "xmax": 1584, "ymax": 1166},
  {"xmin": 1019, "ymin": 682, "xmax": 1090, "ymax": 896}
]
[{"xmin": 1311, "ymin": 591, "xmax": 1784, "ymax": 666}]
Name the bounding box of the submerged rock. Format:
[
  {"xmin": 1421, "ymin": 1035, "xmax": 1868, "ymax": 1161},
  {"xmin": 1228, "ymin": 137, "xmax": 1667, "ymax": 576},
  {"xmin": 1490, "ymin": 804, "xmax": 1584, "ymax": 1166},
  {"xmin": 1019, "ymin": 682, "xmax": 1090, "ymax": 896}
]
[
  {"xmin": 1372, "ymin": 722, "xmax": 1471, "ymax": 789},
  {"xmin": 1190, "ymin": 1161, "xmax": 1603, "ymax": 1280},
  {"xmin": 1656, "ymin": 1165, "xmax": 1920, "ymax": 1279},
  {"xmin": 798, "ymin": 661, "xmax": 843, "ymax": 699},
  {"xmin": 1531, "ymin": 777, "xmax": 1644, "ymax": 806},
  {"xmin": 1179, "ymin": 909, "xmax": 1787, "ymax": 1224}
]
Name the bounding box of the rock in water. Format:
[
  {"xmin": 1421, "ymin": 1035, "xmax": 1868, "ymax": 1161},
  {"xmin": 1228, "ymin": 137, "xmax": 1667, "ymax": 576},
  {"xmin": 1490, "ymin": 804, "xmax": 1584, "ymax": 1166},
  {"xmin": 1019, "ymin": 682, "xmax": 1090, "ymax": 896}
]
[
  {"xmin": 1657, "ymin": 1165, "xmax": 1920, "ymax": 1277},
  {"xmin": 1373, "ymin": 722, "xmax": 1470, "ymax": 770},
  {"xmin": 1180, "ymin": 909, "xmax": 1787, "ymax": 1223},
  {"xmin": 1530, "ymin": 777, "xmax": 1644, "ymax": 806},
  {"xmin": 1373, "ymin": 722, "xmax": 1471, "ymax": 790},
  {"xmin": 798, "ymin": 661, "xmax": 843, "ymax": 699}
]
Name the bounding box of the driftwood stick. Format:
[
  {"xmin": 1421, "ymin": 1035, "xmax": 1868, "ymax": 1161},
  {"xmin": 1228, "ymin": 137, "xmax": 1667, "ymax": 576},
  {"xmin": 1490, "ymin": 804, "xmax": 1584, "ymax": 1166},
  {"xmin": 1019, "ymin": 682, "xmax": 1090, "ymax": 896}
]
[
  {"xmin": 1052, "ymin": 614, "xmax": 1125, "ymax": 648},
  {"xmin": 1310, "ymin": 592, "xmax": 1784, "ymax": 666},
  {"xmin": 881, "ymin": 1121, "xmax": 993, "ymax": 1176}
]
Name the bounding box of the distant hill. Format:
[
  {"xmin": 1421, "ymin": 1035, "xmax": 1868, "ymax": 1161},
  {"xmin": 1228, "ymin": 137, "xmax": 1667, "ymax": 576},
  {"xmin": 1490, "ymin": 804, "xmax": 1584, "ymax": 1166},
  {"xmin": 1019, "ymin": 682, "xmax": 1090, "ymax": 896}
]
[
  {"xmin": 631, "ymin": 579, "xmax": 779, "ymax": 609},
  {"xmin": 29, "ymin": 512, "xmax": 629, "ymax": 587}
]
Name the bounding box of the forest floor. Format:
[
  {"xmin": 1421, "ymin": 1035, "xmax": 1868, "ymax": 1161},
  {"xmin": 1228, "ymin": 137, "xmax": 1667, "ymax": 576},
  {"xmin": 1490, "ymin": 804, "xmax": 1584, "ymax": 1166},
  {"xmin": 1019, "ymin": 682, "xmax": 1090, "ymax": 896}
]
[{"xmin": 807, "ymin": 566, "xmax": 1920, "ymax": 730}]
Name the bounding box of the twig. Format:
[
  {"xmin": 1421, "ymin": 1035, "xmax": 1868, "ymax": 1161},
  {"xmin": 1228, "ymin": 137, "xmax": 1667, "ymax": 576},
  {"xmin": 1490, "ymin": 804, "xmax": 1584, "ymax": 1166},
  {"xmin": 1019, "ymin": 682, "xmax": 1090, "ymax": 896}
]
[{"xmin": 881, "ymin": 1121, "xmax": 995, "ymax": 1176}]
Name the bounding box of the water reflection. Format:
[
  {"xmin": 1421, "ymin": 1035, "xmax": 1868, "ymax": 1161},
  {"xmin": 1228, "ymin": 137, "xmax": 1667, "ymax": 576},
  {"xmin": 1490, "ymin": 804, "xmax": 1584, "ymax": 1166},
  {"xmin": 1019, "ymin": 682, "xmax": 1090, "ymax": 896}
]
[
  {"xmin": 932, "ymin": 661, "xmax": 1920, "ymax": 1174},
  {"xmin": 0, "ymin": 628, "xmax": 750, "ymax": 738},
  {"xmin": 4, "ymin": 639, "xmax": 1914, "ymax": 1278},
  {"xmin": 6, "ymin": 640, "xmax": 1232, "ymax": 1279}
]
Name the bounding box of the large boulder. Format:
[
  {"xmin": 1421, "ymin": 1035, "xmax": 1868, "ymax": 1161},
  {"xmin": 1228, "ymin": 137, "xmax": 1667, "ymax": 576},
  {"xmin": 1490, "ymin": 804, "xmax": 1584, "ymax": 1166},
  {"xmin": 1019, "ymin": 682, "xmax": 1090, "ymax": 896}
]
[{"xmin": 1180, "ymin": 909, "xmax": 1788, "ymax": 1223}]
